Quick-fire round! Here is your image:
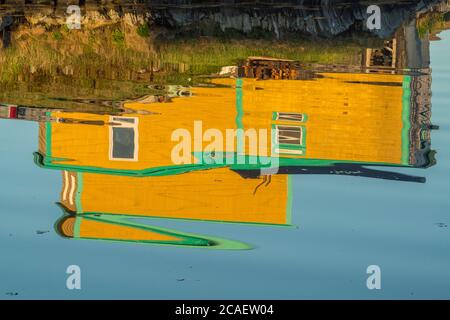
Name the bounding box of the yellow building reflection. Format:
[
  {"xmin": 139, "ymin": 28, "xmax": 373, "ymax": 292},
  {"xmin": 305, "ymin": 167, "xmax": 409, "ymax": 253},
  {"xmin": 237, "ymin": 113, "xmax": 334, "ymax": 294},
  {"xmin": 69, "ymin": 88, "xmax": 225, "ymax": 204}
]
[
  {"xmin": 59, "ymin": 169, "xmax": 290, "ymax": 225},
  {"xmin": 34, "ymin": 70, "xmax": 433, "ymax": 177},
  {"xmin": 55, "ymin": 168, "xmax": 291, "ymax": 249},
  {"xmin": 2, "ymin": 65, "xmax": 436, "ymax": 249}
]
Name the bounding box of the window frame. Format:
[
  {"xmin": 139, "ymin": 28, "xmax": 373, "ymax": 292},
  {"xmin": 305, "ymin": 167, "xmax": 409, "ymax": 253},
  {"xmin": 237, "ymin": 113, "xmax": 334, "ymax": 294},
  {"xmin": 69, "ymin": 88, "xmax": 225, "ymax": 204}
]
[
  {"xmin": 272, "ymin": 124, "xmax": 306, "ymax": 156},
  {"xmin": 272, "ymin": 111, "xmax": 307, "ymax": 123},
  {"xmin": 109, "ymin": 116, "xmax": 139, "ymax": 161}
]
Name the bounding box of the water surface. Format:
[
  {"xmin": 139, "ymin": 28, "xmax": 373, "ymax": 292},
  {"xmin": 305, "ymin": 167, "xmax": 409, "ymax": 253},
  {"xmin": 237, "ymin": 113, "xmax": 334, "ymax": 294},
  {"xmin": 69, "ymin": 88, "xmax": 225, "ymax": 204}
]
[{"xmin": 1, "ymin": 1, "xmax": 450, "ymax": 299}]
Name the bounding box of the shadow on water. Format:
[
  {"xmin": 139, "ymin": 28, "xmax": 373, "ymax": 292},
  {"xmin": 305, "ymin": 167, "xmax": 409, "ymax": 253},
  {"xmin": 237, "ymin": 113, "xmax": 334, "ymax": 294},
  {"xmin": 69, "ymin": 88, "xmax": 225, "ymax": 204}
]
[{"xmin": 0, "ymin": 0, "xmax": 448, "ymax": 249}]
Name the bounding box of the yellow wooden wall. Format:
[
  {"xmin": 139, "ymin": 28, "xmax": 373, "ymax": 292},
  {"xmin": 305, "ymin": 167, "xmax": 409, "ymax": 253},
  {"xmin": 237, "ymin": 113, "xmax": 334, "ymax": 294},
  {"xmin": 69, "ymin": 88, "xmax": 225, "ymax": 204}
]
[
  {"xmin": 77, "ymin": 218, "xmax": 182, "ymax": 242},
  {"xmin": 48, "ymin": 85, "xmax": 237, "ymax": 170},
  {"xmin": 45, "ymin": 72, "xmax": 406, "ymax": 170},
  {"xmin": 60, "ymin": 168, "xmax": 290, "ymax": 225},
  {"xmin": 234, "ymin": 74, "xmax": 405, "ymax": 164}
]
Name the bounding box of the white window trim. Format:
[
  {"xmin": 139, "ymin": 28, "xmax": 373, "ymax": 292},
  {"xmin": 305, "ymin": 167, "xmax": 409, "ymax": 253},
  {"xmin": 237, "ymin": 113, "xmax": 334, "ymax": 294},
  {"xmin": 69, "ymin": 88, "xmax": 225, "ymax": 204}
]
[
  {"xmin": 274, "ymin": 147, "xmax": 304, "ymax": 155},
  {"xmin": 274, "ymin": 125, "xmax": 303, "ymax": 146},
  {"xmin": 275, "ymin": 112, "xmax": 305, "ymax": 122}
]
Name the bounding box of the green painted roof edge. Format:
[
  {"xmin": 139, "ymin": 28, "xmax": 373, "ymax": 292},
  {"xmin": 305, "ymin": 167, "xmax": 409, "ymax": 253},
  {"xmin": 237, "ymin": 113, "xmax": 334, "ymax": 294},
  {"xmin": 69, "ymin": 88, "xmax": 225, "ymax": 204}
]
[
  {"xmin": 34, "ymin": 150, "xmax": 413, "ymax": 177},
  {"xmin": 56, "ymin": 212, "xmax": 252, "ymax": 250},
  {"xmin": 401, "ymin": 75, "xmax": 412, "ymax": 165}
]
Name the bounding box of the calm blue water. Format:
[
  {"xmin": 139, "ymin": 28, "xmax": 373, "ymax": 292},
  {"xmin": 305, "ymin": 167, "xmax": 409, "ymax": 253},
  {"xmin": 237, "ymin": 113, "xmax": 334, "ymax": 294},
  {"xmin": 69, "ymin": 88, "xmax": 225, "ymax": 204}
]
[{"xmin": 1, "ymin": 28, "xmax": 450, "ymax": 299}]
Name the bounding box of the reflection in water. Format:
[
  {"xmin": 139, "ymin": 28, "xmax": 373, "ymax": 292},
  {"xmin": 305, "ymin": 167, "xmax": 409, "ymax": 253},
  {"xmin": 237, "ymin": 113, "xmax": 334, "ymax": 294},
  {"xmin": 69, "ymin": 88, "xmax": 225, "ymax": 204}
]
[
  {"xmin": 54, "ymin": 168, "xmax": 287, "ymax": 249},
  {"xmin": 1, "ymin": 66, "xmax": 437, "ymax": 248},
  {"xmin": 1, "ymin": 0, "xmax": 448, "ymax": 108},
  {"xmin": 31, "ymin": 71, "xmax": 434, "ymax": 174},
  {"xmin": 0, "ymin": 0, "xmax": 448, "ymax": 250}
]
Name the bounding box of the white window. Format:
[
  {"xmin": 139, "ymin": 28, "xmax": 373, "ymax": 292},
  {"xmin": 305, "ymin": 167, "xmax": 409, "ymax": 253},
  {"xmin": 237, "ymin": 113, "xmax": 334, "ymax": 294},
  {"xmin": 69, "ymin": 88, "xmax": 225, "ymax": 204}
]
[
  {"xmin": 109, "ymin": 117, "xmax": 139, "ymax": 161},
  {"xmin": 274, "ymin": 112, "xmax": 306, "ymax": 122},
  {"xmin": 274, "ymin": 125, "xmax": 304, "ymax": 155},
  {"xmin": 276, "ymin": 125, "xmax": 302, "ymax": 145}
]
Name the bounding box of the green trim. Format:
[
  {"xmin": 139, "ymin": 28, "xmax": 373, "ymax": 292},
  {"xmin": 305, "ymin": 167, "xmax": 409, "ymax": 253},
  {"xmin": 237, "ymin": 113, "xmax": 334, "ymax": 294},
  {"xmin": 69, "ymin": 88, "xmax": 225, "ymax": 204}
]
[
  {"xmin": 82, "ymin": 215, "xmax": 208, "ymax": 246},
  {"xmin": 79, "ymin": 211, "xmax": 294, "ymax": 228},
  {"xmin": 34, "ymin": 152, "xmax": 225, "ymax": 177},
  {"xmin": 68, "ymin": 214, "xmax": 251, "ymax": 250},
  {"xmin": 35, "ymin": 150, "xmax": 413, "ymax": 176},
  {"xmin": 45, "ymin": 113, "xmax": 52, "ymax": 158},
  {"xmin": 75, "ymin": 172, "xmax": 84, "ymax": 213},
  {"xmin": 235, "ymin": 78, "xmax": 244, "ymax": 130},
  {"xmin": 401, "ymin": 75, "xmax": 412, "ymax": 165},
  {"xmin": 229, "ymin": 154, "xmax": 413, "ymax": 169},
  {"xmin": 277, "ymin": 144, "xmax": 304, "ymax": 150},
  {"xmin": 236, "ymin": 78, "xmax": 244, "ymax": 157},
  {"xmin": 74, "ymin": 215, "xmax": 82, "ymax": 238},
  {"xmin": 286, "ymin": 175, "xmax": 293, "ymax": 225},
  {"xmin": 194, "ymin": 151, "xmax": 276, "ymax": 169},
  {"xmin": 271, "ymin": 112, "xmax": 277, "ymax": 121}
]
